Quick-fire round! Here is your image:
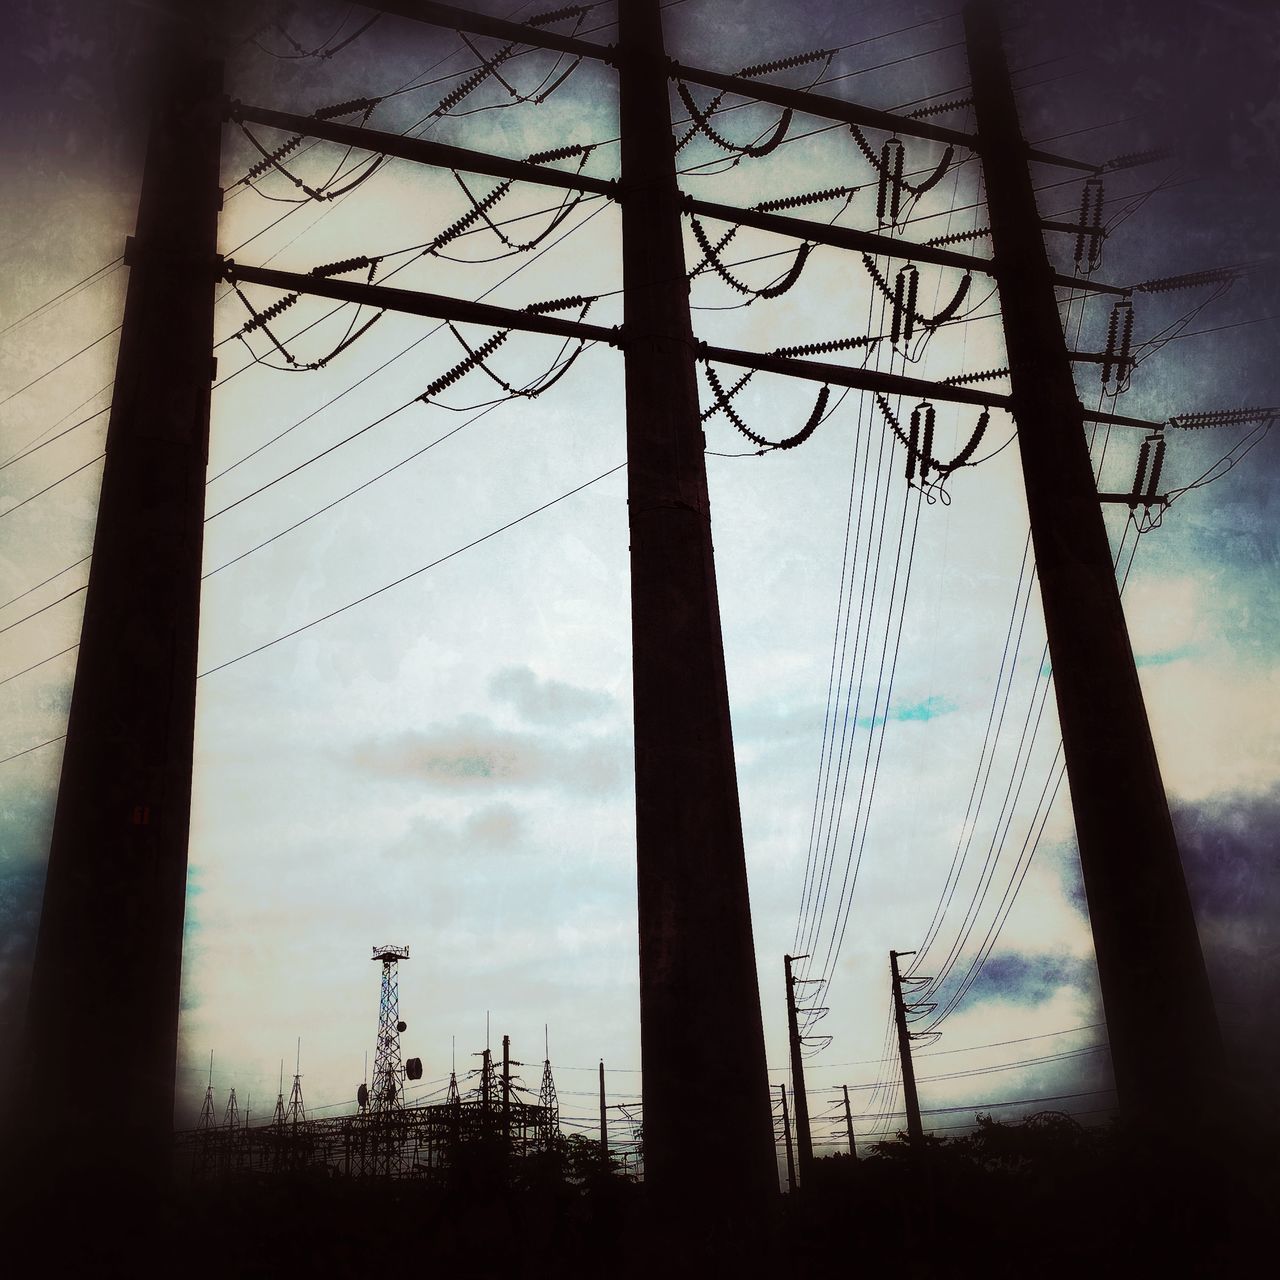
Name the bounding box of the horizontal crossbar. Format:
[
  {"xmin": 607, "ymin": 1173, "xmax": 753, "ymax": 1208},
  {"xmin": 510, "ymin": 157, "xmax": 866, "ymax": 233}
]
[
  {"xmin": 222, "ymin": 261, "xmax": 621, "ymax": 345},
  {"xmin": 228, "ymin": 101, "xmax": 617, "ymax": 197}
]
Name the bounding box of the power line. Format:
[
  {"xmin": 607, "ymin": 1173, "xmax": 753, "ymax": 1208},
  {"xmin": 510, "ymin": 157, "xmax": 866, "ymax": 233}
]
[
  {"xmin": 0, "ymin": 734, "xmax": 66, "ymax": 768},
  {"xmin": 197, "ymin": 461, "xmax": 626, "ymax": 678}
]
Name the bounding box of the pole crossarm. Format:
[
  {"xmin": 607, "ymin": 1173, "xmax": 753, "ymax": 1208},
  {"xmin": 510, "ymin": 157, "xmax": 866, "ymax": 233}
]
[
  {"xmin": 669, "ymin": 60, "xmax": 1096, "ymax": 171},
  {"xmin": 685, "ymin": 196, "xmax": 992, "ymax": 275},
  {"xmin": 700, "ymin": 342, "xmax": 1166, "ymax": 429},
  {"xmin": 356, "ymin": 1, "xmax": 617, "ymax": 62},
  {"xmin": 222, "ymin": 260, "xmax": 621, "ymax": 345},
  {"xmin": 685, "ymin": 197, "xmax": 1126, "ymax": 295},
  {"xmin": 227, "ymin": 101, "xmax": 618, "ymax": 197}
]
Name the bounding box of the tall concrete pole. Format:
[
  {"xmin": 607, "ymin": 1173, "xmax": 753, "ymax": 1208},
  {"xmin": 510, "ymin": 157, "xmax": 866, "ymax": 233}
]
[
  {"xmin": 784, "ymin": 954, "xmax": 814, "ymax": 1183},
  {"xmin": 619, "ymin": 0, "xmax": 775, "ymax": 1216},
  {"xmin": 890, "ymin": 951, "xmax": 924, "ymax": 1143},
  {"xmin": 964, "ymin": 0, "xmax": 1221, "ymax": 1128},
  {"xmin": 20, "ymin": 8, "xmax": 223, "ymax": 1174}
]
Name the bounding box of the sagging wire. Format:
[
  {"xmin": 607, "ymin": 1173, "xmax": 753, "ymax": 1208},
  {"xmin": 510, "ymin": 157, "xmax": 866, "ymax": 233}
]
[
  {"xmin": 228, "ymin": 257, "xmax": 387, "ymax": 372},
  {"xmin": 688, "ymin": 217, "xmax": 813, "ymax": 302},
  {"xmin": 673, "ymin": 47, "xmax": 836, "ymax": 159},
  {"xmin": 849, "ymin": 126, "xmax": 957, "ymax": 227},
  {"xmin": 862, "ymin": 255, "xmax": 973, "ymax": 340},
  {"xmin": 702, "ymin": 363, "xmax": 832, "ymax": 452}
]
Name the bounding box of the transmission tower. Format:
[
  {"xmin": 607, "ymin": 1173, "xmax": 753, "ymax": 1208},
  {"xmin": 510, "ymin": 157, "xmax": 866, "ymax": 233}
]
[
  {"xmin": 370, "ymin": 945, "xmax": 410, "ymax": 1114},
  {"xmin": 538, "ymin": 1033, "xmax": 560, "ymax": 1151}
]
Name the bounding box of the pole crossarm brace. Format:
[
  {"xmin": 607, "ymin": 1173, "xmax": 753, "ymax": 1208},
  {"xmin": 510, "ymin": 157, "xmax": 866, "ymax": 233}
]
[
  {"xmin": 227, "ymin": 101, "xmax": 618, "ymax": 198},
  {"xmin": 668, "ymin": 60, "xmax": 1096, "ymax": 171},
  {"xmin": 700, "ymin": 341, "xmax": 1165, "ymax": 429},
  {"xmin": 221, "ymin": 260, "xmax": 621, "ymax": 345},
  {"xmin": 685, "ymin": 196, "xmax": 992, "ymax": 275},
  {"xmin": 359, "ymin": 1, "xmax": 617, "ymax": 61}
]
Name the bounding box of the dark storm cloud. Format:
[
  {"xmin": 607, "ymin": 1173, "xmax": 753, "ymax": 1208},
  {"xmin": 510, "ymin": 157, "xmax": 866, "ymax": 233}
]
[
  {"xmin": 352, "ymin": 716, "xmax": 625, "ymax": 794},
  {"xmin": 951, "ymin": 950, "xmax": 1093, "ymax": 1007},
  {"xmin": 1173, "ymin": 787, "xmax": 1280, "ymax": 1095},
  {"xmin": 488, "ymin": 665, "xmax": 613, "ymax": 726}
]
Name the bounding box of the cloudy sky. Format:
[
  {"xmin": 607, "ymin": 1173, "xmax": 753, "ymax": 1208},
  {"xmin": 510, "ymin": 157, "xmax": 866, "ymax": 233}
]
[{"xmin": 1, "ymin": 0, "xmax": 1277, "ymax": 1165}]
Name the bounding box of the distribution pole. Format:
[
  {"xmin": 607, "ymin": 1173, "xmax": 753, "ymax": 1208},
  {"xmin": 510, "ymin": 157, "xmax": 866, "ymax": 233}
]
[
  {"xmin": 619, "ymin": 0, "xmax": 775, "ymax": 1214},
  {"xmin": 779, "ymin": 1085, "xmax": 796, "ymax": 1193},
  {"xmin": 599, "ymin": 1060, "xmax": 608, "ymax": 1162},
  {"xmin": 784, "ymin": 955, "xmax": 814, "ymax": 1184},
  {"xmin": 890, "ymin": 951, "xmax": 924, "ymax": 1143},
  {"xmin": 964, "ymin": 0, "xmax": 1222, "ymax": 1129},
  {"xmin": 502, "ymin": 1034, "xmax": 511, "ymax": 1146},
  {"xmin": 842, "ymin": 1085, "xmax": 858, "ymax": 1160},
  {"xmin": 19, "ymin": 6, "xmax": 223, "ymax": 1174}
]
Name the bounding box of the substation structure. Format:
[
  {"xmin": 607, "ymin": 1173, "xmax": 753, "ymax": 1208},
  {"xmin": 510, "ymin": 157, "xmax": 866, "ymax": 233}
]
[{"xmin": 181, "ymin": 1067, "xmax": 559, "ymax": 1183}]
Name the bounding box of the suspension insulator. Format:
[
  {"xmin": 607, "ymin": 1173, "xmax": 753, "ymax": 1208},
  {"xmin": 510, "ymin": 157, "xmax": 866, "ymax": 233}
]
[
  {"xmin": 527, "ymin": 142, "xmax": 594, "ymax": 164},
  {"xmin": 1101, "ymin": 299, "xmax": 1135, "ymax": 388},
  {"xmin": 528, "ymin": 3, "xmax": 590, "ymax": 26},
  {"xmin": 875, "ymin": 139, "xmax": 906, "ymax": 224},
  {"xmin": 525, "ymin": 294, "xmax": 592, "ymax": 314},
  {"xmin": 920, "ymin": 403, "xmax": 935, "ymax": 479},
  {"xmin": 309, "ymin": 255, "xmax": 372, "ymax": 278},
  {"xmin": 313, "ymin": 97, "xmax": 381, "ymax": 120},
  {"xmin": 903, "ymin": 266, "xmax": 919, "ymax": 342},
  {"xmin": 1145, "ymin": 436, "xmax": 1166, "ymax": 498},
  {"xmin": 1132, "ymin": 438, "xmax": 1152, "ymax": 499},
  {"xmin": 1074, "ymin": 177, "xmax": 1104, "ymax": 270},
  {"xmin": 906, "ymin": 407, "xmax": 920, "ymax": 483},
  {"xmin": 738, "ymin": 48, "xmax": 834, "ymax": 78},
  {"xmin": 756, "ymin": 185, "xmax": 854, "ymax": 213}
]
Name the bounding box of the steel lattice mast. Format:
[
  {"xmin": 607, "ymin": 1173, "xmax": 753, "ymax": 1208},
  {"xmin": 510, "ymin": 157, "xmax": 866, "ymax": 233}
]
[{"xmin": 371, "ymin": 945, "xmax": 410, "ymax": 1113}]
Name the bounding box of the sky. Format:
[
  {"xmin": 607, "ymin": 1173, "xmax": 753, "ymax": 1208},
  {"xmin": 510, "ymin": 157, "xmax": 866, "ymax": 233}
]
[{"xmin": 1, "ymin": 0, "xmax": 1277, "ymax": 1170}]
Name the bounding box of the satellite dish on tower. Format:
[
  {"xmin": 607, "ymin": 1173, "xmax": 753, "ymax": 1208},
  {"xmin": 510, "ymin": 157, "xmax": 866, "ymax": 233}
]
[
  {"xmin": 357, "ymin": 1083, "xmax": 368, "ymax": 1108},
  {"xmin": 405, "ymin": 1057, "xmax": 423, "ymax": 1081},
  {"xmin": 396, "ymin": 1020, "xmax": 407, "ymax": 1033}
]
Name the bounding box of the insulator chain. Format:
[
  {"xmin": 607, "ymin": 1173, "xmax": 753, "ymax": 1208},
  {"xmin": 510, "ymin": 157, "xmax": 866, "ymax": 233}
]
[
  {"xmin": 850, "ymin": 126, "xmax": 955, "ymax": 225},
  {"xmin": 421, "ymin": 331, "xmax": 511, "ymax": 399},
  {"xmin": 863, "ymin": 255, "xmax": 973, "ymax": 337},
  {"xmin": 1100, "ymin": 148, "xmax": 1171, "ymax": 172},
  {"xmin": 676, "ymin": 82, "xmax": 794, "ymax": 158},
  {"xmin": 925, "ymin": 225, "xmax": 990, "ymax": 248},
  {"xmin": 314, "ymin": 96, "xmax": 382, "ymax": 120},
  {"xmin": 426, "ymin": 180, "xmax": 513, "ymax": 255},
  {"xmin": 236, "ymin": 289, "xmax": 298, "ymax": 335},
  {"xmin": 1135, "ymin": 265, "xmax": 1245, "ymax": 294},
  {"xmin": 433, "ymin": 44, "xmax": 516, "ymax": 116},
  {"xmin": 1168, "ymin": 406, "xmax": 1277, "ymax": 429},
  {"xmin": 1101, "ymin": 298, "xmax": 1135, "ymax": 391},
  {"xmin": 772, "ymin": 332, "xmax": 880, "ymax": 359},
  {"xmin": 1130, "ymin": 431, "xmax": 1167, "ymax": 502},
  {"xmin": 875, "ymin": 393, "xmax": 990, "ymax": 478},
  {"xmin": 689, "ymin": 215, "xmax": 812, "ymax": 300},
  {"xmin": 739, "ymin": 47, "xmax": 835, "ymax": 78},
  {"xmin": 454, "ymin": 161, "xmax": 591, "ymax": 255},
  {"xmin": 756, "ymin": 185, "xmax": 859, "ymax": 213},
  {"xmin": 940, "ymin": 366, "xmax": 1009, "ymax": 386},
  {"xmin": 905, "ymin": 402, "xmax": 936, "ymax": 484},
  {"xmin": 528, "ymin": 142, "xmax": 595, "ymax": 165},
  {"xmin": 420, "ymin": 297, "xmax": 597, "ymax": 403},
  {"xmin": 907, "ymin": 95, "xmax": 974, "ymax": 120},
  {"xmin": 703, "ymin": 362, "xmax": 830, "ymax": 451},
  {"xmin": 1074, "ymin": 177, "xmax": 1105, "ymax": 271},
  {"xmin": 527, "ymin": 4, "xmax": 592, "ymax": 26},
  {"xmin": 238, "ymin": 97, "xmax": 380, "ymax": 193}
]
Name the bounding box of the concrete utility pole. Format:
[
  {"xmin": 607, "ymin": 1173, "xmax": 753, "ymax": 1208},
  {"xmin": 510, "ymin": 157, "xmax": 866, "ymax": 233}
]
[
  {"xmin": 964, "ymin": 0, "xmax": 1222, "ymax": 1128},
  {"xmin": 20, "ymin": 6, "xmax": 223, "ymax": 1173},
  {"xmin": 842, "ymin": 1085, "xmax": 858, "ymax": 1159},
  {"xmin": 890, "ymin": 951, "xmax": 925, "ymax": 1143},
  {"xmin": 779, "ymin": 1084, "xmax": 796, "ymax": 1193},
  {"xmin": 502, "ymin": 1034, "xmax": 511, "ymax": 1145},
  {"xmin": 598, "ymin": 1060, "xmax": 608, "ymax": 1161},
  {"xmin": 784, "ymin": 955, "xmax": 814, "ymax": 1183},
  {"xmin": 619, "ymin": 0, "xmax": 776, "ymax": 1214}
]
